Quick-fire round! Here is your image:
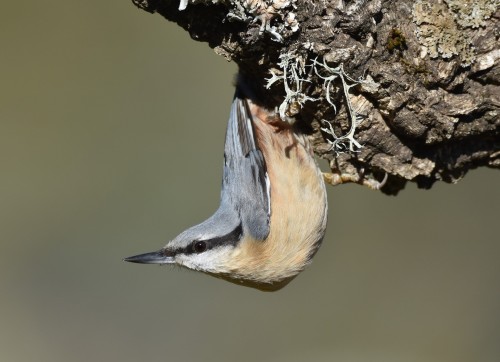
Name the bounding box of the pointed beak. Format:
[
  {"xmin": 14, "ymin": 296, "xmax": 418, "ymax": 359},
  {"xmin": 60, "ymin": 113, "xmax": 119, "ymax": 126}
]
[{"xmin": 123, "ymin": 249, "xmax": 175, "ymax": 265}]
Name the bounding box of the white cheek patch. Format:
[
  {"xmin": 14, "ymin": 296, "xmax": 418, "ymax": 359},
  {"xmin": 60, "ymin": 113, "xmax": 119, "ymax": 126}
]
[{"xmin": 176, "ymin": 247, "xmax": 234, "ymax": 274}]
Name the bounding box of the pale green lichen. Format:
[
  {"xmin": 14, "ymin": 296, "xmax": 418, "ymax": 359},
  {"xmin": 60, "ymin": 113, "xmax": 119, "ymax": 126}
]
[
  {"xmin": 413, "ymin": 0, "xmax": 497, "ymax": 66},
  {"xmin": 266, "ymin": 53, "xmax": 374, "ymax": 154},
  {"xmin": 444, "ymin": 0, "xmax": 498, "ymax": 28},
  {"xmin": 265, "ymin": 52, "xmax": 316, "ymax": 120},
  {"xmin": 313, "ymin": 60, "xmax": 369, "ymax": 154},
  {"xmin": 179, "ymin": 0, "xmax": 299, "ymax": 41}
]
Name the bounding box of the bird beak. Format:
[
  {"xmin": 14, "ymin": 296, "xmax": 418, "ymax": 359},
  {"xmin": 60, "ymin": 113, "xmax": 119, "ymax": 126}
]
[{"xmin": 123, "ymin": 249, "xmax": 175, "ymax": 264}]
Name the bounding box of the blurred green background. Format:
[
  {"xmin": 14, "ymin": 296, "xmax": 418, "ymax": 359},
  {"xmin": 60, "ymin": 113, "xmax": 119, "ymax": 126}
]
[{"xmin": 1, "ymin": 2, "xmax": 499, "ymax": 362}]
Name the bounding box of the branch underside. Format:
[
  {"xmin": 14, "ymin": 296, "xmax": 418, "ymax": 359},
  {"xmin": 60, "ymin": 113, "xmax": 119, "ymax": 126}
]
[{"xmin": 132, "ymin": 0, "xmax": 499, "ymax": 194}]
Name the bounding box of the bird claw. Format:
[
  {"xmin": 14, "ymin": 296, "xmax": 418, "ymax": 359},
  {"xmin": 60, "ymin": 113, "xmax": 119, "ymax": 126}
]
[{"xmin": 323, "ymin": 171, "xmax": 388, "ymax": 190}]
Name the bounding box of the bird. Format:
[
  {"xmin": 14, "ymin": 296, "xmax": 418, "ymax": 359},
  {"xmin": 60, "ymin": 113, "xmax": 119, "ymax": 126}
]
[{"xmin": 124, "ymin": 74, "xmax": 328, "ymax": 291}]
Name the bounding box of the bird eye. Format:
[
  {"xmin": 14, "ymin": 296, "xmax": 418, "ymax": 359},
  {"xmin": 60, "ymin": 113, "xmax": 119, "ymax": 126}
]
[{"xmin": 193, "ymin": 241, "xmax": 207, "ymax": 253}]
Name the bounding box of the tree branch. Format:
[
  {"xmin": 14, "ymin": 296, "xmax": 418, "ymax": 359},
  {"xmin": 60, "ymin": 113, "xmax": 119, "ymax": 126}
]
[{"xmin": 131, "ymin": 0, "xmax": 499, "ymax": 194}]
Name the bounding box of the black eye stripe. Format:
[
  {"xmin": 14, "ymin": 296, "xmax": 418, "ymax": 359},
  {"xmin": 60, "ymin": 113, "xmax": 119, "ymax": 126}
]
[
  {"xmin": 183, "ymin": 223, "xmax": 243, "ymax": 255},
  {"xmin": 193, "ymin": 241, "xmax": 207, "ymax": 253}
]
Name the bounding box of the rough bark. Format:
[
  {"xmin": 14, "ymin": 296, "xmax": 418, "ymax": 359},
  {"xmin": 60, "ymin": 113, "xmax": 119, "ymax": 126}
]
[{"xmin": 131, "ymin": 0, "xmax": 499, "ymax": 194}]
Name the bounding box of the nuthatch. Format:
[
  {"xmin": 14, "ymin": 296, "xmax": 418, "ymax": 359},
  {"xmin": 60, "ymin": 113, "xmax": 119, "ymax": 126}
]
[{"xmin": 125, "ymin": 75, "xmax": 328, "ymax": 291}]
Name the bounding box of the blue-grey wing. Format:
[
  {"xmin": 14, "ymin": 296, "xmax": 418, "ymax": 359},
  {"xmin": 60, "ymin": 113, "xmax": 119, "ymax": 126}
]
[{"xmin": 220, "ymin": 96, "xmax": 271, "ymax": 241}]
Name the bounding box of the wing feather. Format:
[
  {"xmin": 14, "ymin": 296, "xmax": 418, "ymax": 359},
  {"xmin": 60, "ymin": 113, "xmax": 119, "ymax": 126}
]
[{"xmin": 220, "ymin": 96, "xmax": 271, "ymax": 241}]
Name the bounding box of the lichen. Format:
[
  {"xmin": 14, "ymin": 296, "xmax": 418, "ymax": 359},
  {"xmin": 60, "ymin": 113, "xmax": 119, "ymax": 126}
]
[
  {"xmin": 178, "ymin": 0, "xmax": 299, "ymax": 41},
  {"xmin": 265, "ymin": 51, "xmax": 316, "ymax": 120},
  {"xmin": 264, "ymin": 53, "xmax": 373, "ymax": 154},
  {"xmin": 413, "ymin": 0, "xmax": 497, "ymax": 66},
  {"xmin": 312, "ymin": 60, "xmax": 369, "ymax": 154},
  {"xmin": 444, "ymin": 0, "xmax": 498, "ymax": 28}
]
